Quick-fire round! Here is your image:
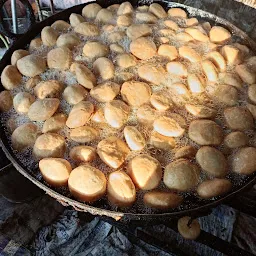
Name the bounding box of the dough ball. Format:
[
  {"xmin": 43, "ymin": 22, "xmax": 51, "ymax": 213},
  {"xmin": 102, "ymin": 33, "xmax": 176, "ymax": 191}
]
[
  {"xmin": 68, "ymin": 165, "xmax": 106, "ymax": 202},
  {"xmin": 104, "ymin": 100, "xmax": 130, "ymax": 128},
  {"xmin": 34, "ymin": 80, "xmax": 63, "ymax": 99},
  {"xmin": 11, "ymin": 123, "xmax": 39, "ymax": 151},
  {"xmin": 218, "ymin": 72, "xmax": 243, "ymax": 90},
  {"xmin": 82, "ymin": 3, "xmax": 102, "ymax": 19},
  {"xmin": 163, "ymin": 159, "xmax": 200, "ymax": 191},
  {"xmin": 69, "ymin": 13, "xmax": 85, "ymax": 27},
  {"xmin": 116, "ymin": 53, "xmax": 137, "ymax": 68},
  {"xmin": 66, "ymin": 101, "xmax": 94, "ymax": 128},
  {"xmin": 247, "ymin": 103, "xmax": 256, "ymax": 119},
  {"xmin": 158, "ymin": 44, "xmax": 178, "ymax": 60},
  {"xmin": 209, "ymin": 26, "xmax": 231, "ymax": 44},
  {"xmin": 137, "ymin": 104, "xmax": 157, "ymax": 124},
  {"xmin": 202, "ymin": 60, "xmax": 218, "ymax": 82},
  {"xmin": 56, "ymin": 33, "xmax": 81, "ymax": 49},
  {"xmin": 196, "ymin": 146, "xmax": 227, "ymax": 177},
  {"xmin": 69, "ymin": 126, "xmax": 99, "ymax": 143},
  {"xmin": 179, "ymin": 46, "xmax": 201, "ymax": 62},
  {"xmin": 168, "ymin": 83, "xmax": 190, "ymax": 103},
  {"xmin": 13, "ymin": 92, "xmax": 35, "ymax": 114},
  {"xmin": 186, "ymin": 17, "xmax": 199, "ymax": 27},
  {"xmin": 185, "ymin": 104, "xmax": 217, "ymax": 119},
  {"xmin": 231, "ymin": 147, "xmax": 256, "ymax": 175},
  {"xmin": 224, "ymin": 131, "xmax": 248, "ymax": 149},
  {"xmin": 25, "ymin": 76, "xmax": 41, "ymax": 90},
  {"xmin": 235, "ymin": 64, "xmax": 256, "ymax": 84},
  {"xmin": 121, "ymin": 81, "xmax": 151, "ymax": 107},
  {"xmin": 110, "ymin": 43, "xmax": 125, "ymax": 53},
  {"xmin": 93, "ymin": 57, "xmax": 115, "ymax": 81},
  {"xmin": 178, "ymin": 217, "xmax": 201, "ymax": 240},
  {"xmin": 39, "ymin": 158, "xmax": 72, "ymax": 187},
  {"xmin": 153, "ymin": 116, "xmax": 185, "ymax": 137},
  {"xmin": 136, "ymin": 12, "xmax": 158, "ymax": 24},
  {"xmin": 143, "ymin": 191, "xmax": 183, "ymax": 209},
  {"xmin": 69, "ymin": 146, "xmax": 96, "ymax": 162},
  {"xmin": 0, "ymin": 90, "xmax": 13, "ymax": 112},
  {"xmin": 41, "ymin": 26, "xmax": 59, "ymax": 46},
  {"xmin": 117, "ymin": 2, "xmax": 133, "ymax": 15},
  {"xmin": 96, "ymin": 8, "xmax": 114, "ymax": 24},
  {"xmin": 174, "ymin": 146, "xmax": 197, "ymax": 159},
  {"xmin": 28, "ymin": 98, "xmax": 60, "ymax": 121},
  {"xmin": 42, "ymin": 113, "xmax": 67, "ymax": 133},
  {"xmin": 83, "ymin": 41, "xmax": 109, "ymax": 59},
  {"xmin": 51, "ymin": 20, "xmax": 71, "ymax": 32},
  {"xmin": 91, "ymin": 107, "xmax": 105, "ymax": 123},
  {"xmin": 137, "ymin": 64, "xmax": 166, "ymax": 85},
  {"xmin": 150, "ymin": 131, "xmax": 176, "ymax": 150},
  {"xmin": 224, "ymin": 107, "xmax": 253, "ymax": 131},
  {"xmin": 166, "ymin": 61, "xmax": 187, "ymax": 77},
  {"xmin": 75, "ymin": 63, "xmax": 96, "ymax": 89},
  {"xmin": 157, "ymin": 37, "xmax": 170, "ymax": 44},
  {"xmin": 29, "ymin": 38, "xmax": 42, "ymax": 51},
  {"xmin": 176, "ymin": 32, "xmax": 194, "ymax": 42},
  {"xmin": 168, "ymin": 8, "xmax": 187, "ymax": 18},
  {"xmin": 90, "ymin": 81, "xmax": 120, "ymax": 103},
  {"xmin": 197, "ymin": 178, "xmax": 232, "ymax": 199},
  {"xmin": 11, "ymin": 49, "xmax": 29, "ymax": 66},
  {"xmin": 221, "ymin": 45, "xmax": 243, "ymax": 65},
  {"xmin": 185, "ymin": 27, "xmax": 209, "ymax": 42},
  {"xmin": 107, "ymin": 171, "xmax": 136, "ymax": 207},
  {"xmin": 107, "ymin": 31, "xmax": 126, "ymax": 43},
  {"xmin": 127, "ymin": 154, "xmax": 162, "ymax": 190},
  {"xmin": 63, "ymin": 84, "xmax": 88, "ymax": 105},
  {"xmin": 74, "ymin": 22, "xmax": 100, "ymax": 36},
  {"xmin": 248, "ymin": 84, "xmax": 256, "ymax": 104},
  {"xmin": 116, "ymin": 71, "xmax": 135, "ymax": 83},
  {"xmin": 164, "ymin": 20, "xmax": 179, "ymax": 31},
  {"xmin": 150, "ymin": 91, "xmax": 173, "ymax": 111},
  {"xmin": 124, "ymin": 126, "xmax": 146, "ymax": 151},
  {"xmin": 149, "ymin": 3, "xmax": 167, "ymax": 18},
  {"xmin": 159, "ymin": 29, "xmax": 175, "ymax": 36},
  {"xmin": 130, "ymin": 37, "xmax": 157, "ymax": 60},
  {"xmin": 33, "ymin": 133, "xmax": 66, "ymax": 159},
  {"xmin": 188, "ymin": 119, "xmax": 223, "ymax": 145},
  {"xmin": 47, "ymin": 47, "xmax": 72, "ymax": 70},
  {"xmin": 206, "ymin": 51, "xmax": 226, "ymax": 72},
  {"xmin": 137, "ymin": 5, "xmax": 149, "ymax": 12},
  {"xmin": 126, "ymin": 24, "xmax": 152, "ymax": 40},
  {"xmin": 107, "ymin": 4, "xmax": 120, "ymax": 13},
  {"xmin": 209, "ymin": 84, "xmax": 238, "ymax": 106},
  {"xmin": 97, "ymin": 136, "xmax": 130, "ymax": 168}
]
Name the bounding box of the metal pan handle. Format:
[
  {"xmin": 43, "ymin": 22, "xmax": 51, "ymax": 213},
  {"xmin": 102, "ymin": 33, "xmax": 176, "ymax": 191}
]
[{"xmin": 0, "ymin": 0, "xmax": 35, "ymax": 41}]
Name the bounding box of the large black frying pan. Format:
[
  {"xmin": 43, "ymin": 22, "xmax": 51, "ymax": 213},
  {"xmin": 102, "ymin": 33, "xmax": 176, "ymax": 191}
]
[{"xmin": 0, "ymin": 0, "xmax": 256, "ymax": 221}]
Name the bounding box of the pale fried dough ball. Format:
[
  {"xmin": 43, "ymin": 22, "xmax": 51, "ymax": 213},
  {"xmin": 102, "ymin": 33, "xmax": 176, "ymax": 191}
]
[
  {"xmin": 28, "ymin": 98, "xmax": 60, "ymax": 121},
  {"xmin": 164, "ymin": 159, "xmax": 200, "ymax": 191},
  {"xmin": 34, "ymin": 80, "xmax": 63, "ymax": 99},
  {"xmin": 163, "ymin": 20, "xmax": 179, "ymax": 31},
  {"xmin": 247, "ymin": 103, "xmax": 256, "ymax": 119},
  {"xmin": 107, "ymin": 171, "xmax": 136, "ymax": 207},
  {"xmin": 128, "ymin": 154, "xmax": 162, "ymax": 190},
  {"xmin": 93, "ymin": 57, "xmax": 115, "ymax": 81},
  {"xmin": 13, "ymin": 92, "xmax": 35, "ymax": 114},
  {"xmin": 42, "ymin": 113, "xmax": 67, "ymax": 133},
  {"xmin": 107, "ymin": 4, "xmax": 120, "ymax": 13},
  {"xmin": 206, "ymin": 51, "xmax": 226, "ymax": 72},
  {"xmin": 124, "ymin": 126, "xmax": 146, "ymax": 151},
  {"xmin": 117, "ymin": 2, "xmax": 133, "ymax": 15},
  {"xmin": 17, "ymin": 55, "xmax": 46, "ymax": 77},
  {"xmin": 143, "ymin": 191, "xmax": 183, "ymax": 209},
  {"xmin": 68, "ymin": 165, "xmax": 106, "ymax": 202},
  {"xmin": 136, "ymin": 12, "xmax": 157, "ymax": 24},
  {"xmin": 178, "ymin": 217, "xmax": 201, "ymax": 240},
  {"xmin": 39, "ymin": 158, "xmax": 72, "ymax": 187},
  {"xmin": 11, "ymin": 49, "xmax": 29, "ymax": 66},
  {"xmin": 137, "ymin": 5, "xmax": 149, "ymax": 12},
  {"xmin": 96, "ymin": 9, "xmax": 115, "ymax": 24},
  {"xmin": 218, "ymin": 72, "xmax": 243, "ymax": 90},
  {"xmin": 248, "ymin": 84, "xmax": 256, "ymax": 104},
  {"xmin": 33, "ymin": 133, "xmax": 66, "ymax": 159},
  {"xmin": 90, "ymin": 81, "xmax": 120, "ymax": 103},
  {"xmin": 179, "ymin": 46, "xmax": 201, "ymax": 62},
  {"xmin": 69, "ymin": 126, "xmax": 99, "ymax": 143},
  {"xmin": 202, "ymin": 60, "xmax": 218, "ymax": 82},
  {"xmin": 185, "ymin": 104, "xmax": 217, "ymax": 119},
  {"xmin": 231, "ymin": 147, "xmax": 256, "ymax": 175},
  {"xmin": 224, "ymin": 131, "xmax": 248, "ymax": 149},
  {"xmin": 82, "ymin": 3, "xmax": 102, "ymax": 19},
  {"xmin": 166, "ymin": 61, "xmax": 187, "ymax": 77},
  {"xmin": 69, "ymin": 146, "xmax": 96, "ymax": 162},
  {"xmin": 196, "ymin": 146, "xmax": 227, "ymax": 177},
  {"xmin": 176, "ymin": 32, "xmax": 194, "ymax": 42},
  {"xmin": 29, "ymin": 38, "xmax": 42, "ymax": 51},
  {"xmin": 186, "ymin": 18, "xmax": 199, "ymax": 27},
  {"xmin": 11, "ymin": 123, "xmax": 39, "ymax": 151},
  {"xmin": 185, "ymin": 27, "xmax": 209, "ymax": 42},
  {"xmin": 69, "ymin": 13, "xmax": 85, "ymax": 27},
  {"xmin": 51, "ymin": 20, "xmax": 71, "ymax": 31},
  {"xmin": 224, "ymin": 107, "xmax": 254, "ymax": 131},
  {"xmin": 126, "ymin": 24, "xmax": 152, "ymax": 40},
  {"xmin": 197, "ymin": 179, "xmax": 232, "ymax": 199},
  {"xmin": 188, "ymin": 119, "xmax": 223, "ymax": 145},
  {"xmin": 110, "ymin": 43, "xmax": 125, "ymax": 53},
  {"xmin": 209, "ymin": 26, "xmax": 231, "ymax": 44},
  {"xmin": 168, "ymin": 8, "xmax": 187, "ymax": 18},
  {"xmin": 116, "ymin": 53, "xmax": 137, "ymax": 68},
  {"xmin": 25, "ymin": 76, "xmax": 41, "ymax": 90},
  {"xmin": 150, "ymin": 131, "xmax": 176, "ymax": 150},
  {"xmin": 83, "ymin": 41, "xmax": 109, "ymax": 59},
  {"xmin": 236, "ymin": 64, "xmax": 256, "ymax": 85},
  {"xmin": 150, "ymin": 91, "xmax": 173, "ymax": 111},
  {"xmin": 221, "ymin": 45, "xmax": 243, "ymax": 65},
  {"xmin": 107, "ymin": 31, "xmax": 126, "ymax": 43},
  {"xmin": 0, "ymin": 90, "xmax": 12, "ymax": 112},
  {"xmin": 121, "ymin": 81, "xmax": 151, "ymax": 107},
  {"xmin": 97, "ymin": 136, "xmax": 130, "ymax": 169},
  {"xmin": 117, "ymin": 14, "xmax": 133, "ymax": 27},
  {"xmin": 66, "ymin": 101, "xmax": 94, "ymax": 128},
  {"xmin": 158, "ymin": 44, "xmax": 178, "ymax": 60},
  {"xmin": 74, "ymin": 22, "xmax": 100, "ymax": 36},
  {"xmin": 104, "ymin": 100, "xmax": 130, "ymax": 128},
  {"xmin": 41, "ymin": 26, "xmax": 59, "ymax": 46},
  {"xmin": 187, "ymin": 74, "xmax": 205, "ymax": 93},
  {"xmin": 91, "ymin": 107, "xmax": 105, "ymax": 123},
  {"xmin": 174, "ymin": 146, "xmax": 196, "ymax": 159},
  {"xmin": 137, "ymin": 104, "xmax": 157, "ymax": 124},
  {"xmin": 149, "ymin": 3, "xmax": 167, "ymax": 18},
  {"xmin": 75, "ymin": 63, "xmax": 96, "ymax": 89},
  {"xmin": 47, "ymin": 47, "xmax": 72, "ymax": 70},
  {"xmin": 56, "ymin": 33, "xmax": 81, "ymax": 49},
  {"xmin": 63, "ymin": 84, "xmax": 88, "ymax": 105}
]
